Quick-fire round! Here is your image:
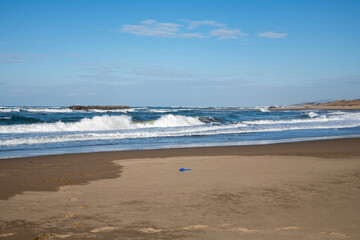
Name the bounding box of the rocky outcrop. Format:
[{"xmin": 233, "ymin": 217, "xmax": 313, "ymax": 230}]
[{"xmin": 68, "ymin": 105, "xmax": 130, "ymax": 110}]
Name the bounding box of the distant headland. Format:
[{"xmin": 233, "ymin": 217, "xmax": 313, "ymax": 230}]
[
  {"xmin": 269, "ymin": 99, "xmax": 360, "ymax": 110},
  {"xmin": 68, "ymin": 105, "xmax": 130, "ymax": 110}
]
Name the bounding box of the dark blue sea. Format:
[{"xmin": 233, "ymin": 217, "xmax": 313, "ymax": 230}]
[{"xmin": 1, "ymin": 106, "xmax": 360, "ymax": 159}]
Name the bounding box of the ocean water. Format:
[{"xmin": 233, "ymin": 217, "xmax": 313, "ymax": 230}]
[{"xmin": 1, "ymin": 106, "xmax": 360, "ymax": 159}]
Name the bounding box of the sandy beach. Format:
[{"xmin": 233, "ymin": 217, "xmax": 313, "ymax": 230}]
[{"xmin": 1, "ymin": 138, "xmax": 360, "ymax": 239}]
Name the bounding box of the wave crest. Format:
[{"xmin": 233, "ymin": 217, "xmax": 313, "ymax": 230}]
[
  {"xmin": 304, "ymin": 111, "xmax": 319, "ymax": 118},
  {"xmin": 0, "ymin": 114, "xmax": 204, "ymax": 133}
]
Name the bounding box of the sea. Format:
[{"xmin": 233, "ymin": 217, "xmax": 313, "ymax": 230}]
[{"xmin": 1, "ymin": 106, "xmax": 360, "ymax": 159}]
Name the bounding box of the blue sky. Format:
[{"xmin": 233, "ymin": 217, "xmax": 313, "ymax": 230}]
[{"xmin": 0, "ymin": 0, "xmax": 359, "ymax": 107}]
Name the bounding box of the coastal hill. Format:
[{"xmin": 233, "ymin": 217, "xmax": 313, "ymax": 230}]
[
  {"xmin": 68, "ymin": 105, "xmax": 130, "ymax": 110},
  {"xmin": 319, "ymin": 99, "xmax": 360, "ymax": 106},
  {"xmin": 269, "ymin": 99, "xmax": 360, "ymax": 110}
]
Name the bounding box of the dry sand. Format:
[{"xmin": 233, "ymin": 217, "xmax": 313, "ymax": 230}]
[{"xmin": 1, "ymin": 138, "xmax": 360, "ymax": 239}]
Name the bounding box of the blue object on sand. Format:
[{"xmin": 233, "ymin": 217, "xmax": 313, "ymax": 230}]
[{"xmin": 179, "ymin": 168, "xmax": 192, "ymax": 172}]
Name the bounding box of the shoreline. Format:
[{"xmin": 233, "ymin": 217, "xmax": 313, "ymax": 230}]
[
  {"xmin": 1, "ymin": 138, "xmax": 360, "ymax": 239},
  {"xmin": 3, "ymin": 136, "xmax": 360, "ymax": 161},
  {"xmin": 2, "ymin": 134, "xmax": 360, "ymax": 160}
]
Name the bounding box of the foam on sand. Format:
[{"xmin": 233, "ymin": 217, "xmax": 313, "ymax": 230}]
[
  {"xmin": 90, "ymin": 226, "xmax": 117, "ymax": 233},
  {"xmin": 139, "ymin": 227, "xmax": 163, "ymax": 233}
]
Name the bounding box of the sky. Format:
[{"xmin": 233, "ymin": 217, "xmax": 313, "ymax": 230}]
[{"xmin": 0, "ymin": 0, "xmax": 359, "ymax": 107}]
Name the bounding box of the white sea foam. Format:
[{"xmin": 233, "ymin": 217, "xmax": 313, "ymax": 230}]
[
  {"xmin": 0, "ymin": 107, "xmax": 74, "ymax": 113},
  {"xmin": 89, "ymin": 109, "xmax": 134, "ymax": 113},
  {"xmin": 149, "ymin": 109, "xmax": 174, "ymax": 113},
  {"xmin": 0, "ymin": 114, "xmax": 204, "ymax": 133},
  {"xmin": 0, "ymin": 116, "xmax": 12, "ymax": 120},
  {"xmin": 244, "ymin": 111, "xmax": 360, "ymax": 129},
  {"xmin": 2, "ymin": 122, "xmax": 360, "ymax": 146},
  {"xmin": 23, "ymin": 108, "xmax": 74, "ymax": 113},
  {"xmin": 256, "ymin": 107, "xmax": 270, "ymax": 112},
  {"xmin": 0, "ymin": 108, "xmax": 20, "ymax": 112},
  {"xmin": 1, "ymin": 111, "xmax": 360, "ymax": 135},
  {"xmin": 243, "ymin": 115, "xmax": 329, "ymax": 125},
  {"xmin": 2, "ymin": 110, "xmax": 360, "ymax": 148},
  {"xmin": 148, "ymin": 108, "xmax": 190, "ymax": 113},
  {"xmin": 304, "ymin": 111, "xmax": 319, "ymax": 118},
  {"xmin": 150, "ymin": 114, "xmax": 203, "ymax": 127}
]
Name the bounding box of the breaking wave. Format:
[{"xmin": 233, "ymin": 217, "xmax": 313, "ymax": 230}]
[
  {"xmin": 1, "ymin": 107, "xmax": 360, "ymax": 158},
  {"xmin": 0, "ymin": 114, "xmax": 204, "ymax": 133},
  {"xmin": 0, "ymin": 108, "xmax": 20, "ymax": 113}
]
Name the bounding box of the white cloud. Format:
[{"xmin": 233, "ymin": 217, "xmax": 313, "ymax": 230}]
[
  {"xmin": 258, "ymin": 31, "xmax": 287, "ymax": 38},
  {"xmin": 121, "ymin": 19, "xmax": 182, "ymax": 37},
  {"xmin": 209, "ymin": 28, "xmax": 248, "ymax": 39},
  {"xmin": 184, "ymin": 20, "xmax": 225, "ymax": 29}
]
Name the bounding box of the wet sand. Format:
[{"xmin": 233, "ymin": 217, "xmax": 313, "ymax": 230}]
[{"xmin": 1, "ymin": 138, "xmax": 360, "ymax": 239}]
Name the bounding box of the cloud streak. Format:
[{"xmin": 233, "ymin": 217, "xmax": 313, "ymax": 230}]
[
  {"xmin": 119, "ymin": 19, "xmax": 248, "ymax": 40},
  {"xmin": 0, "ymin": 53, "xmax": 27, "ymax": 63},
  {"xmin": 209, "ymin": 28, "xmax": 248, "ymax": 39},
  {"xmin": 127, "ymin": 64, "xmax": 201, "ymax": 79},
  {"xmin": 78, "ymin": 62, "xmax": 202, "ymax": 84},
  {"xmin": 77, "ymin": 61, "xmax": 249, "ymax": 89},
  {"xmin": 121, "ymin": 19, "xmax": 181, "ymax": 37},
  {"xmin": 0, "ymin": 53, "xmax": 53, "ymax": 63},
  {"xmin": 180, "ymin": 33, "xmax": 205, "ymax": 39},
  {"xmin": 258, "ymin": 31, "xmax": 287, "ymax": 38},
  {"xmin": 314, "ymin": 75, "xmax": 360, "ymax": 87},
  {"xmin": 184, "ymin": 20, "xmax": 225, "ymax": 29}
]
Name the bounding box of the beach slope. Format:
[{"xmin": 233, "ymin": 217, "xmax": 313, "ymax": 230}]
[{"xmin": 1, "ymin": 138, "xmax": 360, "ymax": 239}]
